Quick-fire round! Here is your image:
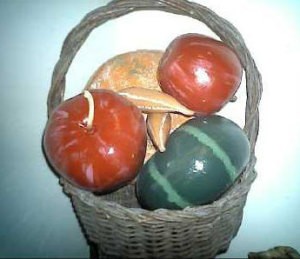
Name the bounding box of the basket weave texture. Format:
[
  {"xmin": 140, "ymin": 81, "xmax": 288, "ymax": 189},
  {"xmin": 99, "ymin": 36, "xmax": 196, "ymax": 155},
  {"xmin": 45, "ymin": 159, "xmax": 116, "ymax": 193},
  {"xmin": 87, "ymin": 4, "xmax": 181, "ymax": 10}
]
[{"xmin": 47, "ymin": 0, "xmax": 262, "ymax": 258}]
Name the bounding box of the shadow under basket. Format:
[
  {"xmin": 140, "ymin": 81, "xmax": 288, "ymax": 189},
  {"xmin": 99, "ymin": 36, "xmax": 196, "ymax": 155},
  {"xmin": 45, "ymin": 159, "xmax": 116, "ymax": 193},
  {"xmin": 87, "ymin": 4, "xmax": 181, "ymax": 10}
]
[{"xmin": 47, "ymin": 0, "xmax": 262, "ymax": 258}]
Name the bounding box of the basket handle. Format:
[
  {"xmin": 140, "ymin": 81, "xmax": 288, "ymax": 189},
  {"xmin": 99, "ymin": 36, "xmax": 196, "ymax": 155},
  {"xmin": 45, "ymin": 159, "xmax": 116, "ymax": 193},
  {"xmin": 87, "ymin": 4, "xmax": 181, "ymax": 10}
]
[{"xmin": 47, "ymin": 0, "xmax": 262, "ymax": 155}]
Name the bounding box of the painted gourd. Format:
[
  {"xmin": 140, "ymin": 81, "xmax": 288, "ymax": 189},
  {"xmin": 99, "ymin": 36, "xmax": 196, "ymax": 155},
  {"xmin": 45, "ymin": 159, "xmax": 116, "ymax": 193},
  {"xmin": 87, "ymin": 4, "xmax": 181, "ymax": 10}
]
[{"xmin": 136, "ymin": 115, "xmax": 250, "ymax": 210}]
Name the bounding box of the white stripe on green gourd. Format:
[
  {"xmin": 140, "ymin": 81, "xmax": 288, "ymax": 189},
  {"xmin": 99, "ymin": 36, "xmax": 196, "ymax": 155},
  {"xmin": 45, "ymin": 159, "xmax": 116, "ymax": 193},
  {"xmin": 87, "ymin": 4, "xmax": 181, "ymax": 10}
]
[{"xmin": 136, "ymin": 115, "xmax": 250, "ymax": 210}]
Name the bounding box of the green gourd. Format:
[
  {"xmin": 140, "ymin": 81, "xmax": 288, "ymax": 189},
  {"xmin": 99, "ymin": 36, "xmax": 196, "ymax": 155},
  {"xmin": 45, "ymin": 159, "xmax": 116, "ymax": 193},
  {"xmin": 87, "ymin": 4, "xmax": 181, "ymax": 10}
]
[{"xmin": 136, "ymin": 115, "xmax": 250, "ymax": 210}]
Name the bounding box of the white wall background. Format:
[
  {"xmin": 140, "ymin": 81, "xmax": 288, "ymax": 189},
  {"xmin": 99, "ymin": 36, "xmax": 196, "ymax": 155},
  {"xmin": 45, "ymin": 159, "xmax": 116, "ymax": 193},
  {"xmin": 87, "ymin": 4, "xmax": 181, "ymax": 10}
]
[{"xmin": 0, "ymin": 0, "xmax": 299, "ymax": 258}]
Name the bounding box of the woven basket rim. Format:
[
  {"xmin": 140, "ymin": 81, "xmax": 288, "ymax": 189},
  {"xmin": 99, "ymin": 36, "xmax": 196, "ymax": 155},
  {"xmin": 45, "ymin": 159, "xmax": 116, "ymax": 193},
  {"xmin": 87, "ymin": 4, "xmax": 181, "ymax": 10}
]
[
  {"xmin": 47, "ymin": 0, "xmax": 262, "ymax": 216},
  {"xmin": 60, "ymin": 157, "xmax": 257, "ymax": 218}
]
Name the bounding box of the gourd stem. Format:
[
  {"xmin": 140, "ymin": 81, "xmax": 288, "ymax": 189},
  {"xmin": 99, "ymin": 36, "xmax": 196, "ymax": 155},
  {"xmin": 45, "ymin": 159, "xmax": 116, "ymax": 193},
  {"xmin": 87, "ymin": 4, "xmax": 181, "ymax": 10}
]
[{"xmin": 83, "ymin": 90, "xmax": 94, "ymax": 130}]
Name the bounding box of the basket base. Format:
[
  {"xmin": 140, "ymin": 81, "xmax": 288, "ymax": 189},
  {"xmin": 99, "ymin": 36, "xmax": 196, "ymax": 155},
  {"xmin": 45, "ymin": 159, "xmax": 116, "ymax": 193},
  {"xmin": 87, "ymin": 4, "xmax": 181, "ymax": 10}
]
[
  {"xmin": 91, "ymin": 243, "xmax": 230, "ymax": 259},
  {"xmin": 60, "ymin": 168, "xmax": 257, "ymax": 259}
]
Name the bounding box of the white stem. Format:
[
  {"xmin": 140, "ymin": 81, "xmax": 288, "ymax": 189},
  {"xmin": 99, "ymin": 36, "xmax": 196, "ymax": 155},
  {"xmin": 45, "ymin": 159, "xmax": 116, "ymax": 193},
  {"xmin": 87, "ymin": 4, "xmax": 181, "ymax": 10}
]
[{"xmin": 83, "ymin": 90, "xmax": 94, "ymax": 130}]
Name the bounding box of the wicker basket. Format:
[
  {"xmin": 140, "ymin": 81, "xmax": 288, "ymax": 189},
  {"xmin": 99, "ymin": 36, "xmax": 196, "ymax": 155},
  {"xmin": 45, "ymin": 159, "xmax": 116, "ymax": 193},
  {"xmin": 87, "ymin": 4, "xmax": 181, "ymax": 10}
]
[{"xmin": 46, "ymin": 0, "xmax": 262, "ymax": 258}]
